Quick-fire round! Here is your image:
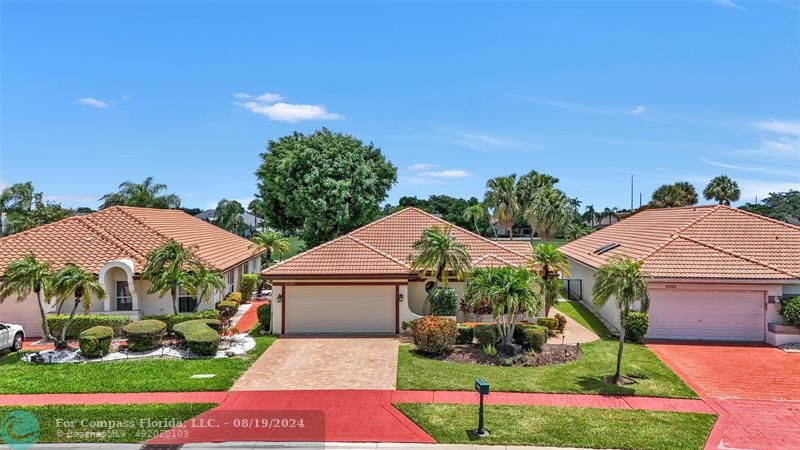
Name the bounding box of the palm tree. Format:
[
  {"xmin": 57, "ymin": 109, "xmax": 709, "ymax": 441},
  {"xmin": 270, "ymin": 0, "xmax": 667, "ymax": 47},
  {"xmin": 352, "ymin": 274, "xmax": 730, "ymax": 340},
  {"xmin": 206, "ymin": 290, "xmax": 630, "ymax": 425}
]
[
  {"xmin": 529, "ymin": 243, "xmax": 571, "ymax": 316},
  {"xmin": 650, "ymin": 182, "xmax": 698, "ymax": 208},
  {"xmin": 484, "ymin": 175, "xmax": 519, "ymax": 239},
  {"xmin": 0, "ymin": 254, "xmax": 55, "ymax": 341},
  {"xmin": 600, "ymin": 207, "xmax": 618, "ymax": 225},
  {"xmin": 566, "ymin": 222, "xmax": 592, "ymax": 240},
  {"xmin": 410, "ymin": 225, "xmax": 471, "ymax": 287},
  {"xmin": 524, "ymin": 187, "xmax": 573, "ymax": 240},
  {"xmin": 0, "ymin": 182, "xmax": 34, "ymax": 235},
  {"xmin": 187, "ymin": 266, "xmax": 225, "ymax": 312},
  {"xmin": 592, "ymin": 256, "xmax": 650, "ymax": 384},
  {"xmin": 703, "ymin": 175, "xmax": 741, "ymax": 205},
  {"xmin": 99, "ymin": 177, "xmax": 181, "ymax": 209},
  {"xmin": 251, "ymin": 230, "xmax": 290, "ymax": 265},
  {"xmin": 583, "ymin": 205, "xmax": 597, "ymax": 227},
  {"xmin": 465, "ymin": 266, "xmax": 543, "ymax": 347},
  {"xmin": 516, "ymin": 170, "xmax": 559, "ymax": 213},
  {"xmin": 142, "ymin": 240, "xmax": 200, "ymax": 314},
  {"xmin": 50, "ymin": 263, "xmax": 107, "ymax": 348},
  {"xmin": 213, "ymin": 199, "xmax": 246, "ymax": 234},
  {"xmin": 462, "ymin": 204, "xmax": 487, "ymax": 234}
]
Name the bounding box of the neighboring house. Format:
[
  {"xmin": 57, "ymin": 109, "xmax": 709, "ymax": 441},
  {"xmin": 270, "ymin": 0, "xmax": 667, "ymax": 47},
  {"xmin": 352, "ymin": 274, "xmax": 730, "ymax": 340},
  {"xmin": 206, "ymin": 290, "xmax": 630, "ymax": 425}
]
[
  {"xmin": 0, "ymin": 206, "xmax": 262, "ymax": 337},
  {"xmin": 195, "ymin": 209, "xmax": 264, "ymax": 238},
  {"xmin": 559, "ymin": 205, "xmax": 800, "ymax": 346},
  {"xmin": 262, "ymin": 207, "xmax": 531, "ymax": 335}
]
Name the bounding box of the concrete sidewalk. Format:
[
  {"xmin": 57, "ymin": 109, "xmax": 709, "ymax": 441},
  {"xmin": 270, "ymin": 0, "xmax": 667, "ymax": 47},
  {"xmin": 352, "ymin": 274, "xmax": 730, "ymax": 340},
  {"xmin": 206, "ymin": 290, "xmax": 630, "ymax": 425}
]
[{"xmin": 30, "ymin": 443, "xmax": 608, "ymax": 450}]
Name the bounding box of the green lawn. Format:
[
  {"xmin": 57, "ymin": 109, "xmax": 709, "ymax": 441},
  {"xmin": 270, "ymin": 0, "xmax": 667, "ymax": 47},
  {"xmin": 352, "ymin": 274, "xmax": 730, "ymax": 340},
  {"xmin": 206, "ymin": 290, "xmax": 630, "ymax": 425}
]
[
  {"xmin": 397, "ymin": 403, "xmax": 716, "ymax": 450},
  {"xmin": 0, "ymin": 332, "xmax": 276, "ymax": 394},
  {"xmin": 554, "ymin": 299, "xmax": 612, "ymax": 339},
  {"xmin": 0, "ymin": 403, "xmax": 215, "ymax": 443}
]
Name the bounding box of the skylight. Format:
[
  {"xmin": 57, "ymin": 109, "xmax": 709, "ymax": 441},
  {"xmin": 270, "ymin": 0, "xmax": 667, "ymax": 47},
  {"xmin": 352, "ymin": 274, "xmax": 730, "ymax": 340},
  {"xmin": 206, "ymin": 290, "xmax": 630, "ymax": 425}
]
[{"xmin": 593, "ymin": 243, "xmax": 620, "ymax": 255}]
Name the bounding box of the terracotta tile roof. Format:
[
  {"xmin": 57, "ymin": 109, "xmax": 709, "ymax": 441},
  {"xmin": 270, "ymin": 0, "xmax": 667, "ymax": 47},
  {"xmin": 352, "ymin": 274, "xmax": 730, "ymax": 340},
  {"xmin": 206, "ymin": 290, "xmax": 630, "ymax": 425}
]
[
  {"xmin": 496, "ymin": 240, "xmax": 534, "ymax": 255},
  {"xmin": 262, "ymin": 207, "xmax": 531, "ymax": 278},
  {"xmin": 0, "ymin": 206, "xmax": 259, "ymax": 275},
  {"xmin": 559, "ymin": 205, "xmax": 800, "ymax": 280}
]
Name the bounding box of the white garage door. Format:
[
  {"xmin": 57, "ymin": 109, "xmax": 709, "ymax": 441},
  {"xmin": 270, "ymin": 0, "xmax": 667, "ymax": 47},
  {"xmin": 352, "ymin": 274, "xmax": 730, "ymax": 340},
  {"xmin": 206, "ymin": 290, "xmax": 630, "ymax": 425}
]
[
  {"xmin": 285, "ymin": 285, "xmax": 396, "ymax": 334},
  {"xmin": 0, "ymin": 294, "xmax": 45, "ymax": 338},
  {"xmin": 648, "ymin": 289, "xmax": 765, "ymax": 341}
]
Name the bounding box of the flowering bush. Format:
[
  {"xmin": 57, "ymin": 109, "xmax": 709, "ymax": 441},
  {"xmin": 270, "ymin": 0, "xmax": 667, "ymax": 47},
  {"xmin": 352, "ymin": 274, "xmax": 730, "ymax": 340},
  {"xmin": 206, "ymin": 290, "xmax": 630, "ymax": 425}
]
[
  {"xmin": 460, "ymin": 298, "xmax": 492, "ymax": 315},
  {"xmin": 411, "ymin": 316, "xmax": 457, "ymax": 355}
]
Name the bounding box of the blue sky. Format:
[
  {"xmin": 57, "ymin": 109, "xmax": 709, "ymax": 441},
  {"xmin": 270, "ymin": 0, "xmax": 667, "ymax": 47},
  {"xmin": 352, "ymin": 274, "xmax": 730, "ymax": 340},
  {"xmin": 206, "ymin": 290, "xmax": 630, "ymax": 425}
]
[{"xmin": 1, "ymin": 0, "xmax": 798, "ymax": 212}]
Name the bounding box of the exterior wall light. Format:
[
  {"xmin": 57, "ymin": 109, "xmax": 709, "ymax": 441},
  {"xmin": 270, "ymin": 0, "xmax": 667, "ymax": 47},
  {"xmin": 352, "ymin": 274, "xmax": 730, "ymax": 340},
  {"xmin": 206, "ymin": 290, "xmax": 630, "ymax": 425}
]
[
  {"xmin": 398, "ymin": 293, "xmax": 404, "ymax": 302},
  {"xmin": 277, "ymin": 293, "xmax": 283, "ymax": 303}
]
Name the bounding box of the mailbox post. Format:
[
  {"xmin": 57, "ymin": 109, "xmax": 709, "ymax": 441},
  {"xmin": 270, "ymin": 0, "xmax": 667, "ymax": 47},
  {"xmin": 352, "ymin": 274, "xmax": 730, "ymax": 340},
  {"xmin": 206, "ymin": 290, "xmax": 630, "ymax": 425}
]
[{"xmin": 474, "ymin": 377, "xmax": 490, "ymax": 437}]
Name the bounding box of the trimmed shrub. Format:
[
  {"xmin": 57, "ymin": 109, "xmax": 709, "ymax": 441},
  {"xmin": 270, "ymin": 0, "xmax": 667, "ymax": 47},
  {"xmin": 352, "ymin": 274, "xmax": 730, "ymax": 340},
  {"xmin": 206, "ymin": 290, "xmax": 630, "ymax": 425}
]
[
  {"xmin": 78, "ymin": 326, "xmax": 113, "ymax": 358},
  {"xmin": 216, "ymin": 300, "xmax": 239, "ymax": 320},
  {"xmin": 224, "ymin": 292, "xmax": 243, "ymax": 305},
  {"xmin": 143, "ymin": 310, "xmax": 220, "ymax": 333},
  {"xmin": 257, "ymin": 303, "xmax": 272, "ymax": 329},
  {"xmin": 536, "ymin": 317, "xmax": 559, "ymax": 331},
  {"xmin": 122, "ymin": 319, "xmax": 166, "ymax": 352},
  {"xmin": 239, "ymin": 274, "xmax": 259, "ymax": 303},
  {"xmin": 780, "ymin": 296, "xmax": 800, "ymax": 327},
  {"xmin": 456, "ymin": 324, "xmax": 474, "ymax": 344},
  {"xmin": 554, "ymin": 313, "xmax": 567, "ymax": 333},
  {"xmin": 47, "ymin": 315, "xmax": 131, "ymax": 339},
  {"xmin": 514, "ymin": 324, "xmax": 548, "ymax": 351},
  {"xmin": 174, "ymin": 319, "xmax": 220, "ymax": 356},
  {"xmin": 411, "ymin": 316, "xmax": 457, "ymax": 355},
  {"xmin": 474, "ymin": 324, "xmax": 498, "ymax": 346},
  {"xmin": 625, "ymin": 311, "xmax": 650, "ymax": 343},
  {"xmin": 428, "ymin": 287, "xmax": 458, "ymax": 316}
]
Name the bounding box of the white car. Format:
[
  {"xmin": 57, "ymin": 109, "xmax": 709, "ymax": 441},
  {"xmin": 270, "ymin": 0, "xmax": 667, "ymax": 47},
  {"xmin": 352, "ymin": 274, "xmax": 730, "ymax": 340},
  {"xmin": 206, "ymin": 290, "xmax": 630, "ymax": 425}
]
[{"xmin": 0, "ymin": 323, "xmax": 25, "ymax": 352}]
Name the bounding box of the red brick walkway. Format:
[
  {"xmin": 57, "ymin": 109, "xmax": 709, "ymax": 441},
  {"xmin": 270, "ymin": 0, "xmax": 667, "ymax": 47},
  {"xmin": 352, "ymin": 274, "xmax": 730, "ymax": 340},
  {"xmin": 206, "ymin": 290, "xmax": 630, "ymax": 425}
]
[
  {"xmin": 233, "ymin": 300, "xmax": 267, "ymax": 333},
  {"xmin": 649, "ymin": 342, "xmax": 800, "ymax": 450},
  {"xmin": 0, "ymin": 391, "xmax": 227, "ymax": 406}
]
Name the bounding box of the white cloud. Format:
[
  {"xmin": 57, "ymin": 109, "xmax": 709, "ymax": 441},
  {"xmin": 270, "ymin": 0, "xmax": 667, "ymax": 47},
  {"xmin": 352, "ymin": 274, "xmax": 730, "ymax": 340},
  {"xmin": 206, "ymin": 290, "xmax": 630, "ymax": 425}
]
[
  {"xmin": 234, "ymin": 92, "xmax": 343, "ymax": 122},
  {"xmin": 752, "ymin": 119, "xmax": 800, "ymax": 136},
  {"xmin": 408, "ymin": 163, "xmax": 438, "ymax": 172},
  {"xmin": 701, "ymin": 158, "xmax": 798, "ymax": 177},
  {"xmin": 233, "ymin": 93, "xmax": 251, "ymax": 100},
  {"xmin": 420, "ymin": 169, "xmax": 470, "ymax": 178},
  {"xmin": 76, "ymin": 97, "xmax": 109, "ymax": 109},
  {"xmin": 630, "ymin": 106, "xmax": 646, "ymax": 115}
]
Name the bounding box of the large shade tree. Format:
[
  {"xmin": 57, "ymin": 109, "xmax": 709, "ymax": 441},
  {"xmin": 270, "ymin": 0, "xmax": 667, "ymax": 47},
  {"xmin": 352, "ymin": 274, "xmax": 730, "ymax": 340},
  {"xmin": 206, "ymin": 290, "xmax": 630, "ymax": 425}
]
[
  {"xmin": 50, "ymin": 263, "xmax": 107, "ymax": 348},
  {"xmin": 410, "ymin": 225, "xmax": 471, "ymax": 287},
  {"xmin": 99, "ymin": 177, "xmax": 181, "ymax": 210},
  {"xmin": 529, "ymin": 243, "xmax": 570, "ymax": 316},
  {"xmin": 592, "ymin": 256, "xmax": 650, "ymax": 384},
  {"xmin": 703, "ymin": 175, "xmax": 741, "ymax": 206},
  {"xmin": 465, "ymin": 266, "xmax": 543, "ymax": 348},
  {"xmin": 142, "ymin": 240, "xmax": 201, "ymax": 314},
  {"xmin": 484, "ymin": 175, "xmax": 519, "ymax": 239},
  {"xmin": 213, "ymin": 199, "xmax": 246, "ymax": 235},
  {"xmin": 252, "ymin": 128, "xmax": 397, "ymax": 247},
  {"xmin": 0, "ymin": 254, "xmax": 55, "ymax": 341},
  {"xmin": 740, "ymin": 190, "xmax": 800, "ymax": 224}
]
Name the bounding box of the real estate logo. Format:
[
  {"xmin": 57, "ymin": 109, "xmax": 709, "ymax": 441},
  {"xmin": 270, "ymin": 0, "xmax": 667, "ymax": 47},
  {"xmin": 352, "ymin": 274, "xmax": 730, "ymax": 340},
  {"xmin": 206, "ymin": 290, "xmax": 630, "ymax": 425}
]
[{"xmin": 0, "ymin": 410, "xmax": 39, "ymax": 450}]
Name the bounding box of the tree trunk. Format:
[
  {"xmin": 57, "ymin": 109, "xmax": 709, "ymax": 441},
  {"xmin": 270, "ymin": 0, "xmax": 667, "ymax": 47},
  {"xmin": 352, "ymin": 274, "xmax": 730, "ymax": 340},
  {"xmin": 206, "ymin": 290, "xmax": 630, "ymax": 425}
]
[
  {"xmin": 35, "ymin": 290, "xmax": 54, "ymax": 341},
  {"xmin": 58, "ymin": 298, "xmax": 81, "ymax": 349},
  {"xmin": 171, "ymin": 286, "xmax": 178, "ymax": 314},
  {"xmin": 614, "ymin": 311, "xmax": 627, "ymax": 384},
  {"xmin": 194, "ymin": 288, "xmax": 202, "ymax": 312}
]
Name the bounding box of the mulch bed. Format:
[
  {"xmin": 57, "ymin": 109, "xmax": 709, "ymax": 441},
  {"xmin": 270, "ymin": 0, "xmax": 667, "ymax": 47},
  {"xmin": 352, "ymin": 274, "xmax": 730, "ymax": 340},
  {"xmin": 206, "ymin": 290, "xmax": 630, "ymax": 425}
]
[{"xmin": 418, "ymin": 343, "xmax": 581, "ymax": 367}]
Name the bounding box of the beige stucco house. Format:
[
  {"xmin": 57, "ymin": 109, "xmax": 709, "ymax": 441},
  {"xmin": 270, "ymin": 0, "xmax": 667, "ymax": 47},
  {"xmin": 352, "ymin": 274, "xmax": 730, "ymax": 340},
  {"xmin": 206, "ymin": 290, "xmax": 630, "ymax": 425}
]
[
  {"xmin": 559, "ymin": 205, "xmax": 800, "ymax": 346},
  {"xmin": 261, "ymin": 207, "xmax": 530, "ymax": 334},
  {"xmin": 0, "ymin": 206, "xmax": 262, "ymax": 337}
]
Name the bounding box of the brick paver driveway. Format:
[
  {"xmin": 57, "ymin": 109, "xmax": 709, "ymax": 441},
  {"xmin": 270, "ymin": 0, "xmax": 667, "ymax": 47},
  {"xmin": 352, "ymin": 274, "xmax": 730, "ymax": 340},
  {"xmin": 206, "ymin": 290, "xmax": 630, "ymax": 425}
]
[
  {"xmin": 232, "ymin": 336, "xmax": 399, "ymax": 390},
  {"xmin": 649, "ymin": 342, "xmax": 800, "ymax": 450}
]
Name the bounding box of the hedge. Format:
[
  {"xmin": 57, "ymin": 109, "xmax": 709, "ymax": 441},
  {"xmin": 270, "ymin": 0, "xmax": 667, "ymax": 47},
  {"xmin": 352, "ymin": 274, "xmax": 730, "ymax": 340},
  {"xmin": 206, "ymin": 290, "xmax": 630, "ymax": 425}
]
[
  {"xmin": 780, "ymin": 296, "xmax": 800, "ymax": 327},
  {"xmin": 223, "ymin": 292, "xmax": 243, "ymax": 304},
  {"xmin": 456, "ymin": 324, "xmax": 474, "ymax": 344},
  {"xmin": 625, "ymin": 312, "xmax": 650, "ymax": 343},
  {"xmin": 428, "ymin": 287, "xmax": 458, "ymax": 316},
  {"xmin": 536, "ymin": 317, "xmax": 559, "ymax": 331},
  {"xmin": 474, "ymin": 324, "xmax": 498, "ymax": 346},
  {"xmin": 257, "ymin": 303, "xmax": 272, "ymax": 329},
  {"xmin": 143, "ymin": 310, "xmax": 220, "ymax": 333},
  {"xmin": 239, "ymin": 274, "xmax": 259, "ymax": 302},
  {"xmin": 47, "ymin": 315, "xmax": 131, "ymax": 339},
  {"xmin": 411, "ymin": 316, "xmax": 457, "ymax": 355},
  {"xmin": 122, "ymin": 319, "xmax": 166, "ymax": 352},
  {"xmin": 78, "ymin": 326, "xmax": 113, "ymax": 358},
  {"xmin": 174, "ymin": 319, "xmax": 220, "ymax": 356},
  {"xmin": 216, "ymin": 300, "xmax": 238, "ymax": 319},
  {"xmin": 514, "ymin": 324, "xmax": 548, "ymax": 351}
]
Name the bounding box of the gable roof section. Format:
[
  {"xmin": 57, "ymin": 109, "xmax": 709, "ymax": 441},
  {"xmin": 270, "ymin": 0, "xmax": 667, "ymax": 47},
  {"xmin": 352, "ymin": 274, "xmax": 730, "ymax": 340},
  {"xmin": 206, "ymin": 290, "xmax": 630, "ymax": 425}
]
[
  {"xmin": 0, "ymin": 206, "xmax": 259, "ymax": 275},
  {"xmin": 560, "ymin": 205, "xmax": 800, "ymax": 280},
  {"xmin": 262, "ymin": 207, "xmax": 531, "ymax": 279}
]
